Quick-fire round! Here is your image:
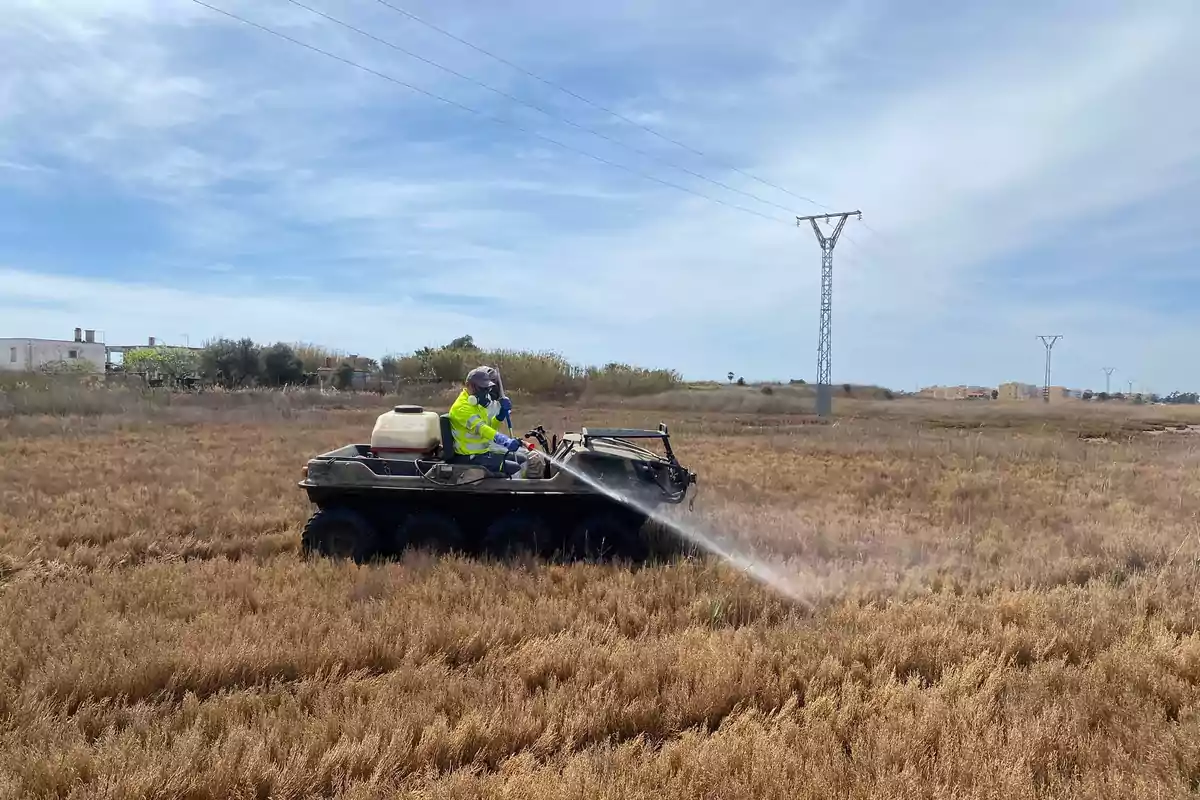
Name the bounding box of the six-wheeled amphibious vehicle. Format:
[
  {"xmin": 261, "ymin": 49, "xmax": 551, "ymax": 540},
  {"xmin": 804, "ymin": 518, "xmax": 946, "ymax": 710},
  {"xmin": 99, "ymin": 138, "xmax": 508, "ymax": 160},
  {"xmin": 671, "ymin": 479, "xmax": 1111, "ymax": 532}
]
[{"xmin": 298, "ymin": 405, "xmax": 698, "ymax": 562}]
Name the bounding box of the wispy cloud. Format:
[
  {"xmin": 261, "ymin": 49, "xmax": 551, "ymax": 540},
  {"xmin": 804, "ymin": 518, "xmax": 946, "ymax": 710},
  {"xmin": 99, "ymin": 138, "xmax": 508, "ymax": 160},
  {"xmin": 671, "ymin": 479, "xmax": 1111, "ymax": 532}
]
[{"xmin": 1, "ymin": 0, "xmax": 1197, "ymax": 390}]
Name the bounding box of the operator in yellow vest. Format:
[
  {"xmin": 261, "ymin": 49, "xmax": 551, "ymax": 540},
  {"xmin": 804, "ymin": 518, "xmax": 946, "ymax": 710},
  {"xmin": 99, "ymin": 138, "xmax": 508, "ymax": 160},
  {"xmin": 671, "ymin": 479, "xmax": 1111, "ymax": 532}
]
[{"xmin": 447, "ymin": 366, "xmax": 528, "ymax": 476}]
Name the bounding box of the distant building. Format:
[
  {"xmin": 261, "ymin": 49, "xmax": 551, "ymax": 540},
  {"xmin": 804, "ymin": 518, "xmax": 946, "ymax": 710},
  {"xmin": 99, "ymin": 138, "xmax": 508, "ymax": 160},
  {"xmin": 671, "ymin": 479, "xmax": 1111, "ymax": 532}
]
[
  {"xmin": 995, "ymin": 382, "xmax": 1085, "ymax": 401},
  {"xmin": 998, "ymin": 381, "xmax": 1040, "ymax": 401},
  {"xmin": 0, "ymin": 328, "xmax": 106, "ymax": 373},
  {"xmin": 918, "ymin": 384, "xmax": 993, "ymax": 400},
  {"xmin": 316, "ymin": 354, "xmax": 379, "ymax": 390},
  {"xmin": 1046, "ymin": 385, "xmax": 1080, "ymax": 402}
]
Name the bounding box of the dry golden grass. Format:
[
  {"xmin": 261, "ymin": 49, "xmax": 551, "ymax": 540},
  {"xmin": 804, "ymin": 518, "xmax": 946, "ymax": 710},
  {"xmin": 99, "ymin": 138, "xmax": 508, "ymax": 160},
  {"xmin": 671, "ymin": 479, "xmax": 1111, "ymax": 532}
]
[{"xmin": 4, "ymin": 398, "xmax": 1200, "ymax": 798}]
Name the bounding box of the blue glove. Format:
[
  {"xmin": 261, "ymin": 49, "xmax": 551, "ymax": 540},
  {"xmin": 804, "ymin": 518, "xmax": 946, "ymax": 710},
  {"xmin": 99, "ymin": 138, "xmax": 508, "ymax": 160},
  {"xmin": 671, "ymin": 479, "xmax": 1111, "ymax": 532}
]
[
  {"xmin": 497, "ymin": 396, "xmax": 512, "ymax": 423},
  {"xmin": 493, "ymin": 432, "xmax": 522, "ymax": 452}
]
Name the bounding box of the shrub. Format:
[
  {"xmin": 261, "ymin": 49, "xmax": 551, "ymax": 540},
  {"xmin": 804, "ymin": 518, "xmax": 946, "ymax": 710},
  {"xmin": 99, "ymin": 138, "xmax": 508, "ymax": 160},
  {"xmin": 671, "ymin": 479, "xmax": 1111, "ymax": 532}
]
[
  {"xmin": 122, "ymin": 346, "xmax": 199, "ymax": 380},
  {"xmin": 38, "ymin": 359, "xmax": 101, "ymax": 376},
  {"xmin": 391, "ymin": 338, "xmax": 682, "ymax": 398},
  {"xmin": 291, "ymin": 343, "xmax": 345, "ymax": 373},
  {"xmin": 583, "ymin": 363, "xmax": 681, "ymax": 397}
]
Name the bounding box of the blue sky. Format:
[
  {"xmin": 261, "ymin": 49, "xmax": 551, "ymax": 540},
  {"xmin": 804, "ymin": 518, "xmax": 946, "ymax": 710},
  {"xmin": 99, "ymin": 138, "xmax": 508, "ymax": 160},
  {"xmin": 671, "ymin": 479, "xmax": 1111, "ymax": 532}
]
[{"xmin": 1, "ymin": 0, "xmax": 1198, "ymax": 394}]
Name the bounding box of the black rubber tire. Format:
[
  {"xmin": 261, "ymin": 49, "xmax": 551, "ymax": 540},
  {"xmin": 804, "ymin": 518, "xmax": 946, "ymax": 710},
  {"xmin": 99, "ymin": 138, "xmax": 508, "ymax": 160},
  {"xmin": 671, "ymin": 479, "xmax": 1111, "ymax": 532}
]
[
  {"xmin": 396, "ymin": 510, "xmax": 465, "ymax": 555},
  {"xmin": 568, "ymin": 511, "xmax": 634, "ymax": 562},
  {"xmin": 483, "ymin": 511, "xmax": 553, "ymax": 560},
  {"xmin": 641, "ymin": 515, "xmax": 698, "ymax": 561},
  {"xmin": 301, "ymin": 507, "xmax": 379, "ymax": 563},
  {"xmin": 614, "ymin": 511, "xmax": 654, "ymax": 564}
]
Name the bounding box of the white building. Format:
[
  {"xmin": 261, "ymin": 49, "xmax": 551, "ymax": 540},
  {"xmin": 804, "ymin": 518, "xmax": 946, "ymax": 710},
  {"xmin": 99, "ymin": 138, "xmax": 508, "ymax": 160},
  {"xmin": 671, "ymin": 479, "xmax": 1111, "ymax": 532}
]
[{"xmin": 0, "ymin": 328, "xmax": 107, "ymax": 373}]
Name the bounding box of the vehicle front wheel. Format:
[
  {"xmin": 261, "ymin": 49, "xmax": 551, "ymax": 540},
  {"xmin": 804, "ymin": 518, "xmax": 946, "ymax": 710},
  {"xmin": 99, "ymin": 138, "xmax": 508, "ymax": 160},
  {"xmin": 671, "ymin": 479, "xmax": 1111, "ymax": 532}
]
[
  {"xmin": 301, "ymin": 507, "xmax": 379, "ymax": 563},
  {"xmin": 567, "ymin": 512, "xmax": 632, "ymax": 562}
]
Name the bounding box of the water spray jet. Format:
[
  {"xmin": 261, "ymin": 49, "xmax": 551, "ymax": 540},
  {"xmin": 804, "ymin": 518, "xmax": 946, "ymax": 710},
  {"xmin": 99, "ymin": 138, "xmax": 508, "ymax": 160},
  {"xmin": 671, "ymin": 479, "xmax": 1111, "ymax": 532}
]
[{"xmin": 545, "ymin": 450, "xmax": 816, "ymax": 609}]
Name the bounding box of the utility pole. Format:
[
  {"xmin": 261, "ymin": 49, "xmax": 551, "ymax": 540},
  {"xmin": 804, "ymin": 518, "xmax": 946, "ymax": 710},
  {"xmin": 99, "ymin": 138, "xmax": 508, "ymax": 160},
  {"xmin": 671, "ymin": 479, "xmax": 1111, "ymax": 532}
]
[
  {"xmin": 797, "ymin": 210, "xmax": 861, "ymax": 417},
  {"xmin": 1102, "ymin": 367, "xmax": 1114, "ymax": 395},
  {"xmin": 1038, "ymin": 335, "xmax": 1061, "ymax": 403}
]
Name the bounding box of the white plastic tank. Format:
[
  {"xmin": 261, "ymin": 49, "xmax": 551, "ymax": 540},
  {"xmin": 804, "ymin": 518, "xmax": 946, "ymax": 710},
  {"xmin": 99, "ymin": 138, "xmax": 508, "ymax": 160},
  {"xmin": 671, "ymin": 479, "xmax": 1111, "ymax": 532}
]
[{"xmin": 370, "ymin": 405, "xmax": 442, "ymax": 459}]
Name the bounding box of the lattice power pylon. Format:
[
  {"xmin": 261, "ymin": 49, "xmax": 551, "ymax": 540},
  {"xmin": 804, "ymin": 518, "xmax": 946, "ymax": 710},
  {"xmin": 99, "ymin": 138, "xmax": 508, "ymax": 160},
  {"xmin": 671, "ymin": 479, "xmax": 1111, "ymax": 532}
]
[
  {"xmin": 797, "ymin": 210, "xmax": 861, "ymax": 416},
  {"xmin": 1039, "ymin": 335, "xmax": 1062, "ymax": 403}
]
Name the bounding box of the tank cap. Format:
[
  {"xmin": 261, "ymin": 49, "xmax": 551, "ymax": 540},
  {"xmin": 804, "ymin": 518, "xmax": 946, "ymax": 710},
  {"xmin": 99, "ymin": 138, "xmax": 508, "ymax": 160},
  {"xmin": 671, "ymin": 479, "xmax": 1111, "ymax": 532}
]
[{"xmin": 393, "ymin": 405, "xmax": 425, "ymax": 414}]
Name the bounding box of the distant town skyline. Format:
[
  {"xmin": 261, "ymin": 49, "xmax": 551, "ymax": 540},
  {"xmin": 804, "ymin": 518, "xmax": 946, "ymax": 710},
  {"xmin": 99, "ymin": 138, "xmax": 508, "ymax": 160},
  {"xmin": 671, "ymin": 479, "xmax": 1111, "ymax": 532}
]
[{"xmin": 0, "ymin": 322, "xmax": 1185, "ymax": 400}]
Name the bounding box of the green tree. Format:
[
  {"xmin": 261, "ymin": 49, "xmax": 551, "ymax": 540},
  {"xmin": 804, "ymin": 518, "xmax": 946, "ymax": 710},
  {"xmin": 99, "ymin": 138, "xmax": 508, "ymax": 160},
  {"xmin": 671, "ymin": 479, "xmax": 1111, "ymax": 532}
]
[
  {"xmin": 446, "ymin": 335, "xmax": 479, "ymax": 352},
  {"xmin": 380, "ymin": 354, "xmax": 401, "ymax": 379},
  {"xmin": 200, "ymin": 338, "xmax": 262, "ymax": 388},
  {"xmin": 261, "ymin": 343, "xmax": 306, "ymax": 387},
  {"xmin": 335, "ymin": 363, "xmax": 356, "ymax": 390}
]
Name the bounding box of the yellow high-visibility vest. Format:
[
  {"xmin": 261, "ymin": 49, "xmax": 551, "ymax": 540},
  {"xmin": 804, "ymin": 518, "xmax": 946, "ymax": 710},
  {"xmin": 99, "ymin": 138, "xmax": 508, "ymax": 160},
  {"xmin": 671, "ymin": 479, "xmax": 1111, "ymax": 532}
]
[{"xmin": 448, "ymin": 388, "xmax": 499, "ymax": 455}]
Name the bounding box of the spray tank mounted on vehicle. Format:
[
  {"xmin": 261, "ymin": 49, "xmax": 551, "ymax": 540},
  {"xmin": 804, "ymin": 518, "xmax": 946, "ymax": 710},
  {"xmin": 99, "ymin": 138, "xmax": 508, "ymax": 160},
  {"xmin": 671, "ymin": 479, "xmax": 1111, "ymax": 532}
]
[
  {"xmin": 369, "ymin": 405, "xmax": 443, "ymax": 460},
  {"xmin": 370, "ymin": 402, "xmax": 546, "ymax": 478}
]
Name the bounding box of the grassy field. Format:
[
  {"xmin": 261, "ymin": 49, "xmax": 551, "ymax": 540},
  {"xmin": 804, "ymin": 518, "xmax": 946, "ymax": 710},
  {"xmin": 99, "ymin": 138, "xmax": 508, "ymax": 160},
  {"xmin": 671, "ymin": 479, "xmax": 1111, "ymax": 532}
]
[{"xmin": 4, "ymin": 393, "xmax": 1200, "ymax": 798}]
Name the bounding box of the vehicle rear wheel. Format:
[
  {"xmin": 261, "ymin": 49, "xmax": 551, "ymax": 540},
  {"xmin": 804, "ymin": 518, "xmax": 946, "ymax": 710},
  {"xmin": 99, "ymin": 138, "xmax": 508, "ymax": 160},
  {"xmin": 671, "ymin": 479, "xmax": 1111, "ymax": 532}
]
[
  {"xmin": 396, "ymin": 510, "xmax": 465, "ymax": 555},
  {"xmin": 301, "ymin": 507, "xmax": 379, "ymax": 563}
]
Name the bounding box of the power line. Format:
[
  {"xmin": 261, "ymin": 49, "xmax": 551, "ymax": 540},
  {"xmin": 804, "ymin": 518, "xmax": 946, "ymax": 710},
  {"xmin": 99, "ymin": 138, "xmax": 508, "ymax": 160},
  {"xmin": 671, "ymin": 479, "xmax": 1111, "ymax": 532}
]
[
  {"xmin": 280, "ymin": 0, "xmax": 810, "ymax": 219},
  {"xmin": 191, "ymin": 0, "xmax": 891, "ymax": 415},
  {"xmin": 369, "ymin": 0, "xmax": 833, "ymax": 213},
  {"xmin": 187, "ymin": 0, "xmax": 791, "ymax": 225}
]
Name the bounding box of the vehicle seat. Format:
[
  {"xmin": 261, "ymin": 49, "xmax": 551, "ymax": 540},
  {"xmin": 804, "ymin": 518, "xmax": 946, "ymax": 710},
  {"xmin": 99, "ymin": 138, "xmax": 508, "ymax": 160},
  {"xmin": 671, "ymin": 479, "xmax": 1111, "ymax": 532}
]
[
  {"xmin": 439, "ymin": 414, "xmax": 455, "ymax": 462},
  {"xmin": 439, "ymin": 413, "xmax": 512, "ymax": 477}
]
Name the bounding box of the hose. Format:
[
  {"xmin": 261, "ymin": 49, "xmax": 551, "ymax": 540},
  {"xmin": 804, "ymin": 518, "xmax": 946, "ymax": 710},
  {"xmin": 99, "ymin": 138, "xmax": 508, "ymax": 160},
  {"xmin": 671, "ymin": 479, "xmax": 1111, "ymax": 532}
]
[{"xmin": 494, "ymin": 367, "xmax": 514, "ymax": 436}]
